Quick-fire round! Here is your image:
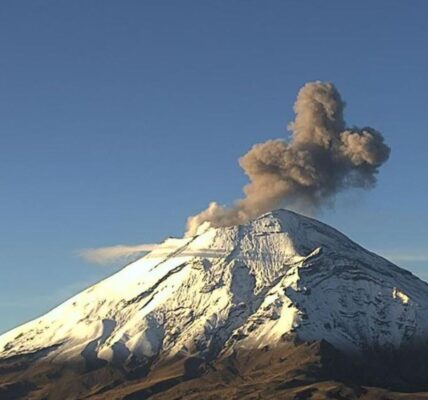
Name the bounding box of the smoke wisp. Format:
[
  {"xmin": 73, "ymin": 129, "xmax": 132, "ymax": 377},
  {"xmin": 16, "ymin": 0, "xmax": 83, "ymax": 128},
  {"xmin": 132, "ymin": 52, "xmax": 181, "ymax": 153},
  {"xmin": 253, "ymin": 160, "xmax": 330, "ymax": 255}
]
[
  {"xmin": 79, "ymin": 244, "xmax": 160, "ymax": 265},
  {"xmin": 187, "ymin": 81, "xmax": 390, "ymax": 235},
  {"xmin": 79, "ymin": 243, "xmax": 231, "ymax": 265}
]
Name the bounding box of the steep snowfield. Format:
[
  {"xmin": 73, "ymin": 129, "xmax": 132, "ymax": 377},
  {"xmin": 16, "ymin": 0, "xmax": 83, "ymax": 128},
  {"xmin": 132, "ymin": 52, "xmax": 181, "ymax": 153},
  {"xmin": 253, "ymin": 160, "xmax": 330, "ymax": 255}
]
[{"xmin": 1, "ymin": 209, "xmax": 428, "ymax": 367}]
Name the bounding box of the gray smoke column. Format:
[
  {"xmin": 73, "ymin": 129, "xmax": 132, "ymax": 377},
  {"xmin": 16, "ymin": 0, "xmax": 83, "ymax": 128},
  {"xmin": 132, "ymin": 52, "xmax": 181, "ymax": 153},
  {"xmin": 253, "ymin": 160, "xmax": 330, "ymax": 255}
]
[{"xmin": 187, "ymin": 81, "xmax": 390, "ymax": 235}]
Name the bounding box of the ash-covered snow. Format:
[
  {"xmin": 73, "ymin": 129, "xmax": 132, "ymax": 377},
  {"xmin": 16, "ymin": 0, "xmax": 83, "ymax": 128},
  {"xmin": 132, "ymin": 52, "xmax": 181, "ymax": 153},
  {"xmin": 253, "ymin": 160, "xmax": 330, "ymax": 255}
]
[{"xmin": 1, "ymin": 209, "xmax": 428, "ymax": 366}]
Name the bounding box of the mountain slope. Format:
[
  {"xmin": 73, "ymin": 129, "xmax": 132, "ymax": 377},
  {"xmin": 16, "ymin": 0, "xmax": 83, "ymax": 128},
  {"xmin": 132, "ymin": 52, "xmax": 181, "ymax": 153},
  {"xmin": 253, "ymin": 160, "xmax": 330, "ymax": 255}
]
[{"xmin": 1, "ymin": 209, "xmax": 428, "ymax": 399}]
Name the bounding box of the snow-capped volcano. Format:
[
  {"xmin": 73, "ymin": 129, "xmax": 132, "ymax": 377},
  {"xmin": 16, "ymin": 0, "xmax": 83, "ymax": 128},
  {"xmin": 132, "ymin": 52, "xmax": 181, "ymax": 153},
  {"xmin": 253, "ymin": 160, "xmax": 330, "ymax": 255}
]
[
  {"xmin": 1, "ymin": 209, "xmax": 427, "ymax": 362},
  {"xmin": 2, "ymin": 210, "xmax": 428, "ymax": 399}
]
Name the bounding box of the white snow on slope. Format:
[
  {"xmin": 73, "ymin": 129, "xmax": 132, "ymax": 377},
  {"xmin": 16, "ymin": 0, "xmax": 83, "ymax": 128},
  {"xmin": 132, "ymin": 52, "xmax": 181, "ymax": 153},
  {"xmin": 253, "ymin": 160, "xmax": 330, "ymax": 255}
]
[{"xmin": 1, "ymin": 209, "xmax": 428, "ymax": 366}]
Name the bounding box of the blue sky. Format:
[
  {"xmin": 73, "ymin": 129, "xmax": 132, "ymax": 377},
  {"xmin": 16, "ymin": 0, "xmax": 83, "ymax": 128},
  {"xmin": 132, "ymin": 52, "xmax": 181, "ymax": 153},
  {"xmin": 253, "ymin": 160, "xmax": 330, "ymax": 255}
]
[{"xmin": 0, "ymin": 1, "xmax": 427, "ymax": 333}]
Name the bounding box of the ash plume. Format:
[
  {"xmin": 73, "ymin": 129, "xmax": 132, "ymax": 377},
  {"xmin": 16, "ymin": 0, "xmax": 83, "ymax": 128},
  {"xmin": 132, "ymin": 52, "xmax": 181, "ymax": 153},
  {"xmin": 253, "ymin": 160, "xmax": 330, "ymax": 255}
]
[{"xmin": 187, "ymin": 81, "xmax": 390, "ymax": 235}]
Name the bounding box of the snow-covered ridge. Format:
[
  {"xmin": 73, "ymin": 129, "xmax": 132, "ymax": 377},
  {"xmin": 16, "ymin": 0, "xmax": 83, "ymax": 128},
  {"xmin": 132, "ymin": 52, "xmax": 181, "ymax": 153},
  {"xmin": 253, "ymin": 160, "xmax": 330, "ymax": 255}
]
[{"xmin": 1, "ymin": 209, "xmax": 428, "ymax": 366}]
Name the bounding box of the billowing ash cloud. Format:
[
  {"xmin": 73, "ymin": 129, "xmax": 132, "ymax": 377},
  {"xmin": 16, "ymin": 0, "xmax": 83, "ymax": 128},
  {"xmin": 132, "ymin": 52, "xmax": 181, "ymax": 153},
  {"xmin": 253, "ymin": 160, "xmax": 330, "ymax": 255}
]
[{"xmin": 187, "ymin": 81, "xmax": 390, "ymax": 235}]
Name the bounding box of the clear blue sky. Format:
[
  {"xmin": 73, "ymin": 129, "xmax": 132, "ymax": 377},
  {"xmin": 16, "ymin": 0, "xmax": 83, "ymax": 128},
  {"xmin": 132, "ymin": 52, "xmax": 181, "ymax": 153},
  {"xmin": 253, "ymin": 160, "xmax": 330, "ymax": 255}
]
[{"xmin": 0, "ymin": 1, "xmax": 427, "ymax": 333}]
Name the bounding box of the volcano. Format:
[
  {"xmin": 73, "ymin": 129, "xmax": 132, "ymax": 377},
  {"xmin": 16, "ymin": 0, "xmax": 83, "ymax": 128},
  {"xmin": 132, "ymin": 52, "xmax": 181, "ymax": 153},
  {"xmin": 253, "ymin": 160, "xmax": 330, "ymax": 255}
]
[{"xmin": 2, "ymin": 210, "xmax": 428, "ymax": 399}]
